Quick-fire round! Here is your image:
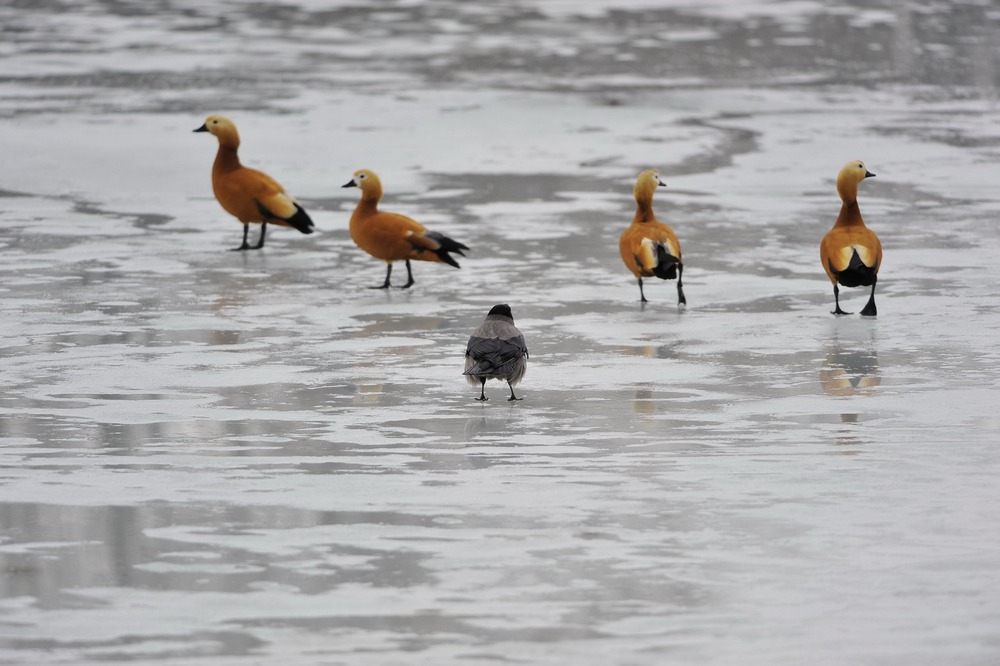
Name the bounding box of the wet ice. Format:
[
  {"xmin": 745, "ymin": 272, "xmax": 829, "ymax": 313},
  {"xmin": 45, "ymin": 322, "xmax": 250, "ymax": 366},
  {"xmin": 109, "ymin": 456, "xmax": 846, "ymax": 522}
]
[{"xmin": 2, "ymin": 1, "xmax": 1000, "ymax": 664}]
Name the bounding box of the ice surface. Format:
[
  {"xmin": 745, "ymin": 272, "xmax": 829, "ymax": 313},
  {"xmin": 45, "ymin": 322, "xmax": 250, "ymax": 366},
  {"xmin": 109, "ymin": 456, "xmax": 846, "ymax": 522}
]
[{"xmin": 1, "ymin": 0, "xmax": 1000, "ymax": 664}]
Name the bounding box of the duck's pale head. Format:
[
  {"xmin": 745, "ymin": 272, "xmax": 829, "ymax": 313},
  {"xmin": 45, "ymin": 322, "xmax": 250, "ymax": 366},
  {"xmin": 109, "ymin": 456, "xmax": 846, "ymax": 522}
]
[
  {"xmin": 634, "ymin": 169, "xmax": 665, "ymax": 201},
  {"xmin": 194, "ymin": 115, "xmax": 240, "ymax": 149},
  {"xmin": 343, "ymin": 169, "xmax": 383, "ymax": 198},
  {"xmin": 836, "ymin": 160, "xmax": 875, "ymax": 201}
]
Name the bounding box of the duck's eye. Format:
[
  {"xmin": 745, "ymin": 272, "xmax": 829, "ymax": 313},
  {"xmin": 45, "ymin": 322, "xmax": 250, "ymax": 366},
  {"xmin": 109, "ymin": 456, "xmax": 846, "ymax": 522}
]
[
  {"xmin": 358, "ymin": 174, "xmax": 366, "ymax": 180},
  {"xmin": 858, "ymin": 164, "xmax": 864, "ymax": 169},
  {"xmin": 212, "ymin": 120, "xmax": 218, "ymax": 124}
]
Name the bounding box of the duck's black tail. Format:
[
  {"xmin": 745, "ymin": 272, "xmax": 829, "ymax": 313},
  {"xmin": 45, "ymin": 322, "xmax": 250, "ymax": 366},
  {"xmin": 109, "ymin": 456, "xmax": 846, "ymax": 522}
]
[
  {"xmin": 836, "ymin": 249, "xmax": 876, "ymax": 287},
  {"xmin": 425, "ymin": 231, "xmax": 469, "ymax": 269},
  {"xmin": 652, "ymin": 244, "xmax": 680, "ymax": 280},
  {"xmin": 285, "ymin": 203, "xmax": 315, "ymax": 235}
]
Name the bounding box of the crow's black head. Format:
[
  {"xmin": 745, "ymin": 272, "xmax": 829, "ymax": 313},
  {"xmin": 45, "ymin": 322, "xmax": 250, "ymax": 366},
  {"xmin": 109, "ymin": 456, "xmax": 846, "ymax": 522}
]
[{"xmin": 487, "ymin": 304, "xmax": 513, "ymax": 319}]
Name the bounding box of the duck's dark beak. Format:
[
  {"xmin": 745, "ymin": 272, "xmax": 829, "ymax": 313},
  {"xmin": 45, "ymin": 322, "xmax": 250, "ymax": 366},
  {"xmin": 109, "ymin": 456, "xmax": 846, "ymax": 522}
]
[
  {"xmin": 193, "ymin": 124, "xmax": 209, "ymax": 133},
  {"xmin": 342, "ymin": 180, "xmax": 357, "ymax": 188},
  {"xmin": 865, "ymin": 170, "xmax": 876, "ymax": 178},
  {"xmin": 657, "ymin": 179, "xmax": 666, "ymax": 187}
]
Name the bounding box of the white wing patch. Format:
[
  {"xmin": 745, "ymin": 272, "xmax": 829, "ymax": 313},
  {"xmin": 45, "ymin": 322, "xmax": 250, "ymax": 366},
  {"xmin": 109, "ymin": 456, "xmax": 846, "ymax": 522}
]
[
  {"xmin": 262, "ymin": 191, "xmax": 298, "ymax": 219},
  {"xmin": 834, "ymin": 246, "xmax": 856, "ymax": 271},
  {"xmin": 852, "ymin": 244, "xmax": 876, "ymax": 267},
  {"xmin": 638, "ymin": 238, "xmax": 656, "ymax": 268},
  {"xmin": 832, "ymin": 244, "xmax": 875, "ymax": 271},
  {"xmin": 640, "ymin": 237, "xmax": 677, "ymax": 266}
]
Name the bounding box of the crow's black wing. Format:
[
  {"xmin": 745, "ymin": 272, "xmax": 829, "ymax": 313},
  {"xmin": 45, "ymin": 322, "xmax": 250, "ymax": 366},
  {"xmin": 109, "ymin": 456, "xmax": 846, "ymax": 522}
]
[{"xmin": 465, "ymin": 335, "xmax": 527, "ymax": 376}]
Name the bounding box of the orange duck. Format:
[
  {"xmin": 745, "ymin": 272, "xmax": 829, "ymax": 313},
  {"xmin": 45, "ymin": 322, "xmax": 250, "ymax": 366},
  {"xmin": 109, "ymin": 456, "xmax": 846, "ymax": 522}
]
[
  {"xmin": 194, "ymin": 115, "xmax": 314, "ymax": 250},
  {"xmin": 619, "ymin": 169, "xmax": 686, "ymax": 305},
  {"xmin": 343, "ymin": 169, "xmax": 468, "ymax": 289},
  {"xmin": 820, "ymin": 160, "xmax": 881, "ymax": 316}
]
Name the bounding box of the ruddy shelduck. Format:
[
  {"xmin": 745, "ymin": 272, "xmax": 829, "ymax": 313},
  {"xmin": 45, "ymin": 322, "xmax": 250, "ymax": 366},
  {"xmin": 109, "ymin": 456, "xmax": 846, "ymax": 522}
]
[
  {"xmin": 194, "ymin": 115, "xmax": 314, "ymax": 250},
  {"xmin": 343, "ymin": 169, "xmax": 469, "ymax": 289},
  {"xmin": 820, "ymin": 160, "xmax": 881, "ymax": 316},
  {"xmin": 619, "ymin": 169, "xmax": 686, "ymax": 305},
  {"xmin": 464, "ymin": 304, "xmax": 529, "ymax": 402}
]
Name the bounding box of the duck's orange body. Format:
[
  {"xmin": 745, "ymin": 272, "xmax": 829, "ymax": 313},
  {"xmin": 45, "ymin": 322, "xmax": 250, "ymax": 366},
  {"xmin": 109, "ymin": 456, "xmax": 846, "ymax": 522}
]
[
  {"xmin": 344, "ymin": 170, "xmax": 468, "ymax": 288},
  {"xmin": 820, "ymin": 161, "xmax": 881, "ymax": 316},
  {"xmin": 619, "ymin": 170, "xmax": 686, "ymax": 304},
  {"xmin": 195, "ymin": 115, "xmax": 314, "ymax": 250}
]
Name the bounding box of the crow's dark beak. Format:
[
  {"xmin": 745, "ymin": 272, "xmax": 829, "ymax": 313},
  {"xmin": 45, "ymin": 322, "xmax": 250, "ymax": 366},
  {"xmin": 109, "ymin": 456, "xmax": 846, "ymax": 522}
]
[
  {"xmin": 865, "ymin": 170, "xmax": 875, "ymax": 178},
  {"xmin": 342, "ymin": 180, "xmax": 357, "ymax": 188},
  {"xmin": 193, "ymin": 124, "xmax": 209, "ymax": 133}
]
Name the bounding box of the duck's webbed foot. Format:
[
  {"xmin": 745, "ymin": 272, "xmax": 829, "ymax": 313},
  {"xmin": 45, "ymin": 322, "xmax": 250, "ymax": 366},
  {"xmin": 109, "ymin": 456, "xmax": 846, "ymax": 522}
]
[
  {"xmin": 370, "ymin": 264, "xmax": 392, "ymax": 289},
  {"xmin": 398, "ymin": 260, "xmax": 415, "ymax": 289},
  {"xmin": 860, "ymin": 281, "xmax": 877, "ymax": 317},
  {"xmin": 231, "ymin": 224, "xmax": 252, "ymax": 251}
]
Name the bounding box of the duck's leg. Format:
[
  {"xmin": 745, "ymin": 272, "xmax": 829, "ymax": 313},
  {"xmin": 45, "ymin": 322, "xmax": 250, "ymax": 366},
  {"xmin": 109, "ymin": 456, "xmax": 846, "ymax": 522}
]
[
  {"xmin": 370, "ymin": 263, "xmax": 392, "ymax": 289},
  {"xmin": 507, "ymin": 382, "xmax": 522, "ymax": 402},
  {"xmin": 832, "ymin": 283, "xmax": 851, "ymax": 315},
  {"xmin": 252, "ymin": 222, "xmax": 267, "ymax": 250},
  {"xmin": 677, "ymin": 263, "xmax": 687, "ymax": 306},
  {"xmin": 860, "ymin": 276, "xmax": 877, "ymax": 317},
  {"xmin": 476, "ymin": 377, "xmax": 488, "ymax": 401},
  {"xmin": 638, "ymin": 277, "xmax": 648, "ymax": 303},
  {"xmin": 231, "ymin": 224, "xmax": 251, "ymax": 251},
  {"xmin": 398, "ymin": 260, "xmax": 415, "ymax": 289}
]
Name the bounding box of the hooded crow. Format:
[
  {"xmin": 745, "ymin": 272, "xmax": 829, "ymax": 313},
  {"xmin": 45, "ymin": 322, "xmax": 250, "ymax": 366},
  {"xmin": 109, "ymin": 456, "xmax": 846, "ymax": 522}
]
[{"xmin": 464, "ymin": 304, "xmax": 528, "ymax": 402}]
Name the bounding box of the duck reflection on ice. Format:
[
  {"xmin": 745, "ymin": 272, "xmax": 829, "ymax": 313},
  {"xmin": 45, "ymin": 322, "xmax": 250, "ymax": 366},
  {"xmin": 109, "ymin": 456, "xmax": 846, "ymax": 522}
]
[
  {"xmin": 819, "ymin": 346, "xmax": 881, "ymax": 397},
  {"xmin": 818, "ymin": 334, "xmax": 880, "ymax": 448},
  {"xmin": 819, "ymin": 331, "xmax": 881, "ymax": 447},
  {"xmin": 633, "ymin": 386, "xmax": 656, "ymax": 416},
  {"xmin": 619, "ymin": 343, "xmax": 680, "ymax": 360}
]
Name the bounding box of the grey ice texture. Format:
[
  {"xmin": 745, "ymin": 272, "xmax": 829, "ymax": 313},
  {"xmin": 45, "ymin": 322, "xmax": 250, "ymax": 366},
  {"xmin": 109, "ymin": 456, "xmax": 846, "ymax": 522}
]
[{"xmin": 1, "ymin": 1, "xmax": 1000, "ymax": 665}]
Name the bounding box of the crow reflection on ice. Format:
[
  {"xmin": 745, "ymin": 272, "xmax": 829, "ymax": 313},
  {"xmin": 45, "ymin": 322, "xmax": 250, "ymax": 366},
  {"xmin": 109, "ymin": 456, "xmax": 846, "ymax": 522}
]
[{"xmin": 464, "ymin": 304, "xmax": 528, "ymax": 402}]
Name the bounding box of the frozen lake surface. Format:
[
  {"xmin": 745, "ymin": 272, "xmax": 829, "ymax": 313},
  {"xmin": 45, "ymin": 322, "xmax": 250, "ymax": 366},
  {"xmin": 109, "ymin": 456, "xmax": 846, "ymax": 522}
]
[{"xmin": 2, "ymin": 0, "xmax": 1000, "ymax": 663}]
